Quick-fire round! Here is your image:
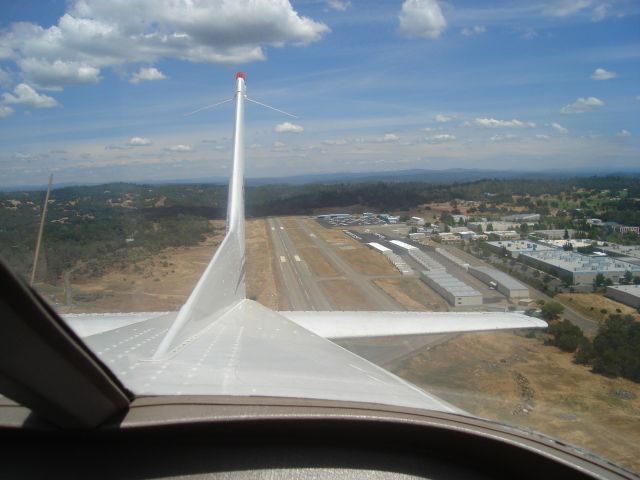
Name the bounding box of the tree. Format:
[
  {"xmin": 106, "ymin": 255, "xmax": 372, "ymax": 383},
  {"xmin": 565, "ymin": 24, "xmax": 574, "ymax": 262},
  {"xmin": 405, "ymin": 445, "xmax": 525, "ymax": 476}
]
[
  {"xmin": 563, "ymin": 228, "xmax": 569, "ymax": 240},
  {"xmin": 591, "ymin": 315, "xmax": 640, "ymax": 381},
  {"xmin": 541, "ymin": 301, "xmax": 564, "ymax": 321},
  {"xmin": 594, "ymin": 273, "xmax": 605, "ymax": 287},
  {"xmin": 548, "ymin": 319, "xmax": 585, "ymax": 353},
  {"xmin": 486, "ymin": 223, "xmax": 494, "ymax": 232},
  {"xmin": 519, "ymin": 223, "xmax": 529, "ymax": 237},
  {"xmin": 622, "ymin": 270, "xmax": 633, "ymax": 285}
]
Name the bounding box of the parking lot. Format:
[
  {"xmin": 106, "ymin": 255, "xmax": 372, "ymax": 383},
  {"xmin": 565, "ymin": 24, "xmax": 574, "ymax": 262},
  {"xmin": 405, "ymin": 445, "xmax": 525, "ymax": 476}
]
[{"xmin": 315, "ymin": 215, "xmax": 387, "ymax": 228}]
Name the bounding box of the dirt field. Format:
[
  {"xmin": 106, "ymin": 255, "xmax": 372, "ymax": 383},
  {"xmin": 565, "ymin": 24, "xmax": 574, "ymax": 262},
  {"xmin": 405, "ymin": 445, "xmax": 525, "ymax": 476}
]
[
  {"xmin": 246, "ymin": 219, "xmax": 281, "ymax": 309},
  {"xmin": 374, "ymin": 278, "xmax": 449, "ymax": 311},
  {"xmin": 298, "ymin": 246, "xmax": 339, "ymax": 277},
  {"xmin": 304, "ymin": 218, "xmax": 349, "ymax": 243},
  {"xmin": 556, "ymin": 293, "xmax": 639, "ymax": 324},
  {"xmin": 393, "ymin": 332, "xmax": 640, "ymax": 473},
  {"xmin": 321, "ymin": 279, "xmax": 374, "ymax": 310},
  {"xmin": 337, "ymin": 245, "xmax": 399, "ymax": 276},
  {"xmin": 56, "ymin": 219, "xmax": 281, "ymax": 313}
]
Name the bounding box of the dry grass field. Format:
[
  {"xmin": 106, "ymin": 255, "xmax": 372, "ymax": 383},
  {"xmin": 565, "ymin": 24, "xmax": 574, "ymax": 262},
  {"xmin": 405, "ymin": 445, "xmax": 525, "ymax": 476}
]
[
  {"xmin": 374, "ymin": 278, "xmax": 449, "ymax": 311},
  {"xmin": 321, "ymin": 279, "xmax": 375, "ymax": 310},
  {"xmin": 394, "ymin": 332, "xmax": 640, "ymax": 473},
  {"xmin": 556, "ymin": 293, "xmax": 639, "ymax": 324},
  {"xmin": 57, "ymin": 219, "xmax": 281, "ymax": 313}
]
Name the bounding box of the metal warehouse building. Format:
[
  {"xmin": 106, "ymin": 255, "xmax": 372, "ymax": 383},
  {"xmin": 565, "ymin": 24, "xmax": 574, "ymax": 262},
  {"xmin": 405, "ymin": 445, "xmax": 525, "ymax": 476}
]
[
  {"xmin": 606, "ymin": 285, "xmax": 640, "ymax": 309},
  {"xmin": 518, "ymin": 251, "xmax": 640, "ymax": 285},
  {"xmin": 420, "ymin": 271, "xmax": 482, "ymax": 307},
  {"xmin": 468, "ymin": 266, "xmax": 529, "ymax": 299}
]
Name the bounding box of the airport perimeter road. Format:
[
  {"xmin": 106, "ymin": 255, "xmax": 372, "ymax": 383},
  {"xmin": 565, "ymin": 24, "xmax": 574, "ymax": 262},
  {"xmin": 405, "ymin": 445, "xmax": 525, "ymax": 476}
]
[
  {"xmin": 268, "ymin": 217, "xmax": 332, "ymax": 311},
  {"xmin": 295, "ymin": 218, "xmax": 402, "ymax": 311}
]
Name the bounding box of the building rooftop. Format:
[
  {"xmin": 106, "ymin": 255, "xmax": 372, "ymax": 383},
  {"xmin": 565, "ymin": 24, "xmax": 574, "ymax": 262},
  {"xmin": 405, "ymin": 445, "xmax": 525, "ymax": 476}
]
[
  {"xmin": 607, "ymin": 284, "xmax": 640, "ymax": 297},
  {"xmin": 487, "ymin": 240, "xmax": 554, "ymax": 253},
  {"xmin": 520, "ymin": 250, "xmax": 640, "ymax": 274},
  {"xmin": 390, "ymin": 239, "xmax": 417, "ymax": 251},
  {"xmin": 422, "ymin": 270, "xmax": 482, "ymax": 297},
  {"xmin": 367, "ymin": 242, "xmax": 391, "ymax": 253},
  {"xmin": 469, "ymin": 266, "xmax": 528, "ymax": 290}
]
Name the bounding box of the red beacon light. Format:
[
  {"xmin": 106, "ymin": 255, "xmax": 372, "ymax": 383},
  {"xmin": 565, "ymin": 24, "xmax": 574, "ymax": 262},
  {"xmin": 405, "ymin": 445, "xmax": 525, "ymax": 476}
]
[{"xmin": 236, "ymin": 72, "xmax": 246, "ymax": 80}]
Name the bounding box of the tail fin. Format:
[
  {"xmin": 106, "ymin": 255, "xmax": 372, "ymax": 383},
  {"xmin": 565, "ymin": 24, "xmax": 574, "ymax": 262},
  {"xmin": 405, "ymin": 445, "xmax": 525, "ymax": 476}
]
[{"xmin": 154, "ymin": 73, "xmax": 247, "ymax": 358}]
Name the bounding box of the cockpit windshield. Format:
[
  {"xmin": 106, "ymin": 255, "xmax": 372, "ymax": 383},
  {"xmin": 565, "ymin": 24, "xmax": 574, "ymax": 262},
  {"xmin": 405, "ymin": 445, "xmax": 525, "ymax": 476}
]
[{"xmin": 0, "ymin": 0, "xmax": 639, "ymax": 474}]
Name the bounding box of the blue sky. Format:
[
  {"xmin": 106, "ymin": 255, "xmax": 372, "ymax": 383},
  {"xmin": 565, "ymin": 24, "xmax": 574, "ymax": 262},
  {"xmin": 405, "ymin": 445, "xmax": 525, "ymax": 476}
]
[{"xmin": 0, "ymin": 0, "xmax": 638, "ymax": 186}]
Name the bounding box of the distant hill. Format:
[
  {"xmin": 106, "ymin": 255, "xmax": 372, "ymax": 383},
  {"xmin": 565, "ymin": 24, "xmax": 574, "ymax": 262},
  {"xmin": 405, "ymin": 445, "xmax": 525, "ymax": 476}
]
[{"xmin": 1, "ymin": 167, "xmax": 639, "ymax": 191}]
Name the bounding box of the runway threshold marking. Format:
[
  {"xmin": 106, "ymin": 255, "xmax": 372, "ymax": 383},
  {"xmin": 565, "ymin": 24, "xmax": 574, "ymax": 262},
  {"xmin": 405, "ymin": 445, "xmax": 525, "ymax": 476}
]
[
  {"xmin": 280, "ymin": 226, "xmax": 284, "ymax": 230},
  {"xmin": 280, "ymin": 256, "xmax": 287, "ymax": 263},
  {"xmin": 294, "ymin": 255, "xmax": 301, "ymax": 262},
  {"xmin": 271, "ymin": 226, "xmax": 275, "ymax": 231}
]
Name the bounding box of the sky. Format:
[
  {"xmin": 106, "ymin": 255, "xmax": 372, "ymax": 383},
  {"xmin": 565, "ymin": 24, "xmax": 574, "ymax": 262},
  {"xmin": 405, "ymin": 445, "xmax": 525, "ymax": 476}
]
[{"xmin": 0, "ymin": 0, "xmax": 638, "ymax": 186}]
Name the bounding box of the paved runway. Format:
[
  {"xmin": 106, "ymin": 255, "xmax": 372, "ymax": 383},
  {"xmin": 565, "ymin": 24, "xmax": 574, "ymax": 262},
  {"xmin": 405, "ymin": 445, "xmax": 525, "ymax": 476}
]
[
  {"xmin": 267, "ymin": 217, "xmax": 331, "ymax": 310},
  {"xmin": 267, "ymin": 216, "xmax": 461, "ymax": 367}
]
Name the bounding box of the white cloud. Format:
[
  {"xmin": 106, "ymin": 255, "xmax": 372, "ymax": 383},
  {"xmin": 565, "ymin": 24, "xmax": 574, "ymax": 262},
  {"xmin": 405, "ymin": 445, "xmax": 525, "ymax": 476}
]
[
  {"xmin": 591, "ymin": 4, "xmax": 609, "ymax": 21},
  {"xmin": 18, "ymin": 59, "xmax": 100, "ymax": 90},
  {"xmin": 382, "ymin": 133, "xmax": 399, "ymax": 142},
  {"xmin": 461, "ymin": 25, "xmax": 486, "ymax": 36},
  {"xmin": 327, "ymin": 0, "xmax": 351, "ymax": 11},
  {"xmin": 128, "ymin": 137, "xmax": 152, "ymax": 146},
  {"xmin": 591, "ymin": 68, "xmax": 616, "ymax": 81},
  {"xmin": 2, "ymin": 83, "xmax": 60, "ymax": 108},
  {"xmin": 550, "ymin": 122, "xmax": 568, "ymax": 134},
  {"xmin": 489, "ymin": 133, "xmax": 519, "ymax": 142},
  {"xmin": 426, "ymin": 133, "xmax": 456, "ymax": 143},
  {"xmin": 168, "ymin": 144, "xmax": 192, "ymax": 152},
  {"xmin": 130, "ymin": 67, "xmax": 168, "ymax": 84},
  {"xmin": 560, "ymin": 96, "xmax": 604, "ymax": 114},
  {"xmin": 323, "ymin": 138, "xmax": 349, "ymax": 146},
  {"xmin": 398, "ymin": 0, "xmax": 447, "ymax": 39},
  {"xmin": 543, "ymin": 0, "xmax": 592, "ymax": 17},
  {"xmin": 0, "ymin": 106, "xmax": 14, "ymax": 118},
  {"xmin": 472, "ymin": 117, "xmax": 535, "ymax": 128},
  {"xmin": 535, "ymin": 134, "xmax": 550, "ymax": 140},
  {"xmin": 616, "ymin": 129, "xmax": 631, "ymax": 138},
  {"xmin": 0, "ymin": 0, "xmax": 329, "ymax": 89},
  {"xmin": 275, "ymin": 122, "xmax": 304, "ymax": 133},
  {"xmin": 434, "ymin": 113, "xmax": 455, "ymax": 122}
]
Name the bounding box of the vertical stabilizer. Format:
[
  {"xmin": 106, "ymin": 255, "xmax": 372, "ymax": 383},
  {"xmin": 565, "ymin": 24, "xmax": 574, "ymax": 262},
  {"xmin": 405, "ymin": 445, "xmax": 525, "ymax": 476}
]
[{"xmin": 154, "ymin": 73, "xmax": 247, "ymax": 358}]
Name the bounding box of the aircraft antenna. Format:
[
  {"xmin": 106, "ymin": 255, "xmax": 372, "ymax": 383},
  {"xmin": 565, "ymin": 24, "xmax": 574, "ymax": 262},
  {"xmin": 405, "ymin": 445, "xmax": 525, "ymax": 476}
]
[
  {"xmin": 245, "ymin": 97, "xmax": 297, "ymax": 118},
  {"xmin": 183, "ymin": 98, "xmax": 233, "ymax": 117},
  {"xmin": 30, "ymin": 174, "xmax": 53, "ymax": 286}
]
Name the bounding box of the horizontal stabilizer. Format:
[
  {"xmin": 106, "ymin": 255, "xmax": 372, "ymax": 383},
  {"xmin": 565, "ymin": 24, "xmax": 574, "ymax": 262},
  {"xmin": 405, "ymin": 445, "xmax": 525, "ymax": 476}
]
[{"xmin": 278, "ymin": 311, "xmax": 547, "ymax": 339}]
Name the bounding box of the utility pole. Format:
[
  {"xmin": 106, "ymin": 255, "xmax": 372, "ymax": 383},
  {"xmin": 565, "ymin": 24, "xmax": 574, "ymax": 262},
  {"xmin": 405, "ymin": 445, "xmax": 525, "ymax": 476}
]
[{"xmin": 30, "ymin": 174, "xmax": 53, "ymax": 287}]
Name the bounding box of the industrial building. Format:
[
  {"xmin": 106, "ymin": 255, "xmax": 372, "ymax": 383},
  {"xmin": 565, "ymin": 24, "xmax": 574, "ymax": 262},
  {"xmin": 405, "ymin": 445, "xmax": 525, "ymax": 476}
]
[
  {"xmin": 538, "ymin": 239, "xmax": 595, "ymax": 250},
  {"xmin": 488, "ymin": 230, "xmax": 521, "ymax": 241},
  {"xmin": 530, "ymin": 229, "xmax": 575, "ymax": 240},
  {"xmin": 606, "ymin": 285, "xmax": 640, "ymax": 309},
  {"xmin": 502, "ymin": 213, "xmax": 541, "ymax": 222},
  {"xmin": 596, "ymin": 244, "xmax": 640, "ymax": 267},
  {"xmin": 485, "ymin": 240, "xmax": 554, "ymax": 258},
  {"xmin": 367, "ymin": 242, "xmax": 412, "ymax": 275},
  {"xmin": 468, "ymin": 266, "xmax": 529, "ymax": 298},
  {"xmin": 420, "ymin": 271, "xmax": 483, "ymax": 306},
  {"xmin": 518, "ymin": 250, "xmax": 640, "ymax": 285},
  {"xmin": 408, "ymin": 249, "xmax": 446, "ymax": 272}
]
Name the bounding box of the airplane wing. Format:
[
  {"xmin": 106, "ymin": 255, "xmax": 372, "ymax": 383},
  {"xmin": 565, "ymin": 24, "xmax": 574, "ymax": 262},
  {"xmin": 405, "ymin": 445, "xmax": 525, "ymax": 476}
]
[
  {"xmin": 278, "ymin": 311, "xmax": 547, "ymax": 339},
  {"xmin": 51, "ymin": 73, "xmax": 546, "ymax": 417}
]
